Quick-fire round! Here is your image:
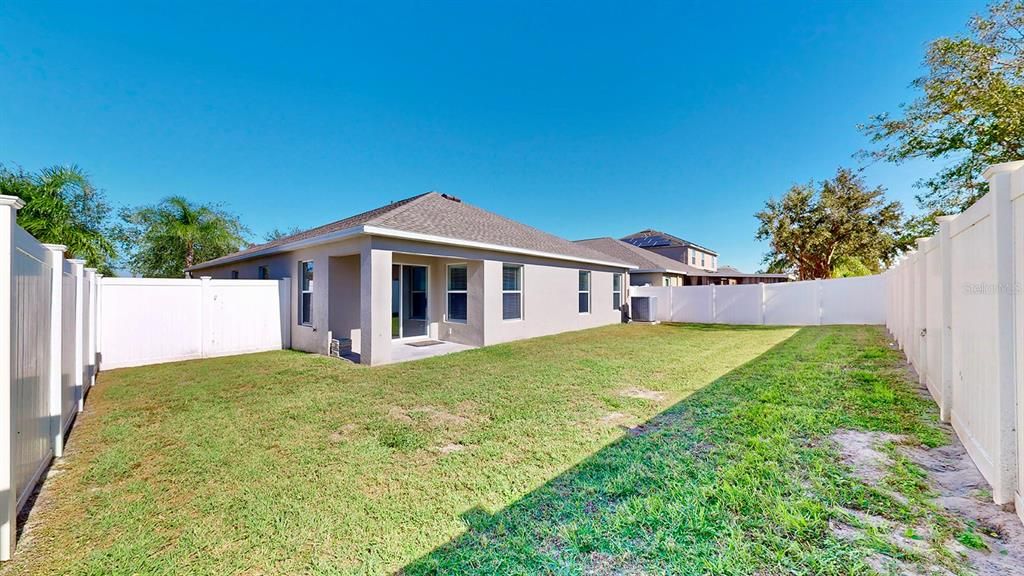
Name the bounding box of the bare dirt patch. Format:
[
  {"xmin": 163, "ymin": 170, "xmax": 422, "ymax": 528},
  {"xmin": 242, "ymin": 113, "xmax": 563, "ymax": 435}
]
[
  {"xmin": 328, "ymin": 423, "xmax": 359, "ymax": 443},
  {"xmin": 619, "ymin": 387, "xmax": 667, "ymax": 402},
  {"xmin": 386, "ymin": 406, "xmax": 414, "ymax": 423},
  {"xmin": 829, "ymin": 427, "xmax": 1024, "ymax": 575},
  {"xmin": 831, "ymin": 429, "xmax": 904, "ymax": 487},
  {"xmin": 436, "ymin": 443, "xmax": 467, "ymax": 454},
  {"xmin": 901, "ymin": 439, "xmax": 1024, "ymax": 575},
  {"xmin": 582, "ymin": 550, "xmax": 649, "ymax": 576},
  {"xmin": 598, "ymin": 412, "xmax": 631, "ymax": 426}
]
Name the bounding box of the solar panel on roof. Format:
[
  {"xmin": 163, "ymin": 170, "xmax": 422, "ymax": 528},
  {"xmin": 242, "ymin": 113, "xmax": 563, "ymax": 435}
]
[{"xmin": 626, "ymin": 235, "xmax": 671, "ymax": 248}]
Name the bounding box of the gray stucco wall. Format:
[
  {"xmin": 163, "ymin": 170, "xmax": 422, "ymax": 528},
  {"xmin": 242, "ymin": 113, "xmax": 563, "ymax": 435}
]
[{"xmin": 192, "ymin": 234, "xmax": 630, "ymax": 363}]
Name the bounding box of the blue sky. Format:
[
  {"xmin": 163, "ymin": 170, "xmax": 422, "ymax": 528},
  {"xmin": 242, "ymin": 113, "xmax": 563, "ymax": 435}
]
[{"xmin": 2, "ymin": 1, "xmax": 985, "ymax": 272}]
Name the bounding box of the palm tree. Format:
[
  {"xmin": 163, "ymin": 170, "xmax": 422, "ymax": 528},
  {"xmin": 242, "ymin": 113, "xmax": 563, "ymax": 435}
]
[
  {"xmin": 0, "ymin": 164, "xmax": 117, "ymax": 274},
  {"xmin": 117, "ymin": 196, "xmax": 249, "ymax": 277}
]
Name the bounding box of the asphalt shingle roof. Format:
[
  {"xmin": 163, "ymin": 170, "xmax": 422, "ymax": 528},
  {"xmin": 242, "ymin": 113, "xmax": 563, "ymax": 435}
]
[
  {"xmin": 574, "ymin": 237, "xmax": 705, "ymax": 275},
  {"xmin": 620, "ymin": 229, "xmax": 717, "ymax": 256},
  {"xmin": 191, "ymin": 192, "xmax": 630, "ymax": 270}
]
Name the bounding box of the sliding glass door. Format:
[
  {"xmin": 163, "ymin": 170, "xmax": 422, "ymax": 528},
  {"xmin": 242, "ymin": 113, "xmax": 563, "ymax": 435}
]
[{"xmin": 391, "ymin": 264, "xmax": 428, "ymax": 339}]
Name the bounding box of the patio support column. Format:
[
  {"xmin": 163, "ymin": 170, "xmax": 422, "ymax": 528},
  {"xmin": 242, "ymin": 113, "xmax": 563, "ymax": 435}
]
[{"xmin": 360, "ymin": 246, "xmax": 392, "ymax": 366}]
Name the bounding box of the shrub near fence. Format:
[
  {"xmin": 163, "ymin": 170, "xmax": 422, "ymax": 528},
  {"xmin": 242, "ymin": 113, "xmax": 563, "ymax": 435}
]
[
  {"xmin": 0, "ymin": 196, "xmax": 100, "ymax": 561},
  {"xmin": 886, "ymin": 160, "xmax": 1024, "ymax": 525},
  {"xmin": 631, "ymin": 274, "xmax": 886, "ymax": 326}
]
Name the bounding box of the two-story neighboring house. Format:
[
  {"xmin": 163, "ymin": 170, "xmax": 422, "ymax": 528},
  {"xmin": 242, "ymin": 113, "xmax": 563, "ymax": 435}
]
[
  {"xmin": 620, "ymin": 229, "xmax": 719, "ymax": 272},
  {"xmin": 610, "ymin": 229, "xmax": 791, "ymax": 285}
]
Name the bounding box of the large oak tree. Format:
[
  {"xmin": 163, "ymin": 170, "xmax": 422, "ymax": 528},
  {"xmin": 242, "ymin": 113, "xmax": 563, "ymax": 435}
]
[{"xmin": 756, "ymin": 168, "xmax": 905, "ymax": 280}]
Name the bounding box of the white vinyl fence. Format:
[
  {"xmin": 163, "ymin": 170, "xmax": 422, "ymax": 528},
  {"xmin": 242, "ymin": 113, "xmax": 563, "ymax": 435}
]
[
  {"xmin": 886, "ymin": 160, "xmax": 1024, "ymax": 524},
  {"xmin": 631, "ymin": 274, "xmax": 887, "ymax": 326},
  {"xmin": 0, "ymin": 196, "xmax": 294, "ymax": 561},
  {"xmin": 99, "ymin": 277, "xmax": 292, "ymax": 369},
  {"xmin": 0, "ymin": 196, "xmax": 100, "ymax": 561}
]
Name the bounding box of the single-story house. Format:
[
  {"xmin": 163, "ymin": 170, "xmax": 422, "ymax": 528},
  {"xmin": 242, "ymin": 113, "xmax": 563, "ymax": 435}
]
[
  {"xmin": 574, "ymin": 237, "xmax": 705, "ymax": 287},
  {"xmin": 700, "ymin": 265, "xmax": 792, "ymax": 285},
  {"xmin": 188, "ymin": 192, "xmax": 635, "ymax": 365}
]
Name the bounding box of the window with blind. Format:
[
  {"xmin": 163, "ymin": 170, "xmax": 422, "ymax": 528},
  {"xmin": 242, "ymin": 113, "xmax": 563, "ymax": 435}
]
[
  {"xmin": 299, "ymin": 260, "xmax": 314, "ymax": 325},
  {"xmin": 578, "ymin": 270, "xmax": 590, "ymax": 314},
  {"xmin": 502, "ymin": 264, "xmax": 523, "ymax": 320},
  {"xmin": 447, "ymin": 264, "xmax": 468, "ymax": 323},
  {"xmin": 612, "ymin": 273, "xmax": 622, "ymax": 309}
]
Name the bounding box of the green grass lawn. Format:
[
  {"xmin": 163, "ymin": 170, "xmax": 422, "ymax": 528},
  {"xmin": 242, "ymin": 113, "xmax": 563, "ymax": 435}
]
[{"xmin": 5, "ymin": 324, "xmax": 958, "ymax": 575}]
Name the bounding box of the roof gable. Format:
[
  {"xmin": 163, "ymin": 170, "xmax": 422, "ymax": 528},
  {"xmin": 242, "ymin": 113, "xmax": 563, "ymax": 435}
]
[{"xmin": 191, "ymin": 192, "xmax": 630, "ymax": 270}]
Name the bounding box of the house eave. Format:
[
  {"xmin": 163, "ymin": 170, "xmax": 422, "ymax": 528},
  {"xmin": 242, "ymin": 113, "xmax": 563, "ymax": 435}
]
[
  {"xmin": 361, "ymin": 226, "xmax": 637, "ymax": 269},
  {"xmin": 189, "ymin": 225, "xmax": 638, "ymax": 271}
]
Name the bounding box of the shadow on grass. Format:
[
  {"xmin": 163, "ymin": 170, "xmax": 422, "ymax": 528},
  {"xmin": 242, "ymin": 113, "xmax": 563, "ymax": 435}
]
[{"xmin": 401, "ymin": 325, "xmax": 939, "ymax": 575}]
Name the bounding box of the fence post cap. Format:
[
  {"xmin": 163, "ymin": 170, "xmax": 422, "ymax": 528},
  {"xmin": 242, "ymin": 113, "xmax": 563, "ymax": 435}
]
[
  {"xmin": 982, "ymin": 160, "xmax": 1024, "ymax": 180},
  {"xmin": 40, "ymin": 243, "xmax": 67, "ymax": 253},
  {"xmin": 66, "ymin": 258, "xmax": 86, "ymax": 265},
  {"xmin": 0, "ymin": 195, "xmax": 25, "ymax": 209},
  {"xmin": 935, "ymin": 214, "xmax": 957, "ymax": 223}
]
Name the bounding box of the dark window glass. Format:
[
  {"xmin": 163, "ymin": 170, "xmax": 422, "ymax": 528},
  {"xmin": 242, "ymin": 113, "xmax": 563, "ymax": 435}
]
[
  {"xmin": 448, "ymin": 265, "xmax": 468, "ymax": 291},
  {"xmin": 503, "ymin": 265, "xmax": 521, "ymax": 291},
  {"xmin": 503, "ymin": 292, "xmax": 522, "ymax": 320},
  {"xmin": 448, "ymin": 293, "xmax": 468, "ymax": 321},
  {"xmin": 578, "ymin": 292, "xmax": 589, "ymax": 313},
  {"xmin": 301, "ymin": 293, "xmax": 312, "ymax": 324}
]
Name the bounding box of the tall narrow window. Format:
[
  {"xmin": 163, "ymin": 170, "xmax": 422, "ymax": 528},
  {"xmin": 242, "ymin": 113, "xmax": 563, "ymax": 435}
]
[
  {"xmin": 258, "ymin": 265, "xmax": 269, "ymax": 279},
  {"xmin": 502, "ymin": 264, "xmax": 523, "ymax": 320},
  {"xmin": 612, "ymin": 273, "xmax": 622, "ymax": 309},
  {"xmin": 299, "ymin": 260, "xmax": 314, "ymax": 326},
  {"xmin": 230, "ymin": 270, "xmax": 239, "ymax": 279},
  {"xmin": 447, "ymin": 264, "xmax": 468, "ymax": 323},
  {"xmin": 578, "ymin": 271, "xmax": 590, "ymax": 314}
]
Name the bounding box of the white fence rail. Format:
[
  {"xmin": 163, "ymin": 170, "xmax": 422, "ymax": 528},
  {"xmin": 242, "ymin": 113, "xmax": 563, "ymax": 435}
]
[
  {"xmin": 632, "ymin": 275, "xmax": 887, "ymax": 326},
  {"xmin": 99, "ymin": 277, "xmax": 291, "ymax": 370},
  {"xmin": 0, "ymin": 199, "xmax": 293, "ymax": 560},
  {"xmin": 0, "ymin": 196, "xmax": 100, "ymax": 560},
  {"xmin": 886, "ymin": 160, "xmax": 1024, "ymax": 525}
]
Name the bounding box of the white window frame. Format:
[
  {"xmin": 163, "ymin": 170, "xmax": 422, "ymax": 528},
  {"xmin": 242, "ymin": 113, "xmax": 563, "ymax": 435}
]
[
  {"xmin": 502, "ymin": 264, "xmax": 523, "ymax": 321},
  {"xmin": 446, "ymin": 263, "xmax": 468, "ymax": 324},
  {"xmin": 578, "ymin": 270, "xmax": 591, "ymax": 315},
  {"xmin": 612, "ymin": 273, "xmax": 622, "ymax": 309},
  {"xmin": 299, "ymin": 260, "xmax": 313, "ymax": 326}
]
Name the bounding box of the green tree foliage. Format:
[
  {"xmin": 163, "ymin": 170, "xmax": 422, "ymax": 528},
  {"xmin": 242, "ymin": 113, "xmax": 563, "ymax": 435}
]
[
  {"xmin": 0, "ymin": 163, "xmax": 116, "ymax": 274},
  {"xmin": 861, "ymin": 1, "xmax": 1024, "ymax": 215},
  {"xmin": 756, "ymin": 168, "xmax": 906, "ymax": 280},
  {"xmin": 263, "ymin": 226, "xmax": 303, "ymax": 242},
  {"xmin": 116, "ymin": 196, "xmax": 249, "ymax": 277},
  {"xmin": 831, "ymin": 256, "xmax": 873, "ymax": 278}
]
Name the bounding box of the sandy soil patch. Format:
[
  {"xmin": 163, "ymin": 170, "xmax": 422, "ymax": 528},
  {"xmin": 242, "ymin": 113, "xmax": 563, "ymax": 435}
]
[
  {"xmin": 830, "ymin": 427, "xmax": 1024, "ymax": 575},
  {"xmin": 619, "ymin": 387, "xmax": 667, "ymax": 401}
]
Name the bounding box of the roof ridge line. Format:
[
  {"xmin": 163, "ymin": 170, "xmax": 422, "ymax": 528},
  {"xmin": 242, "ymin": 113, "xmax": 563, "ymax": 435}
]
[{"xmin": 367, "ymin": 191, "xmax": 439, "ymax": 227}]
